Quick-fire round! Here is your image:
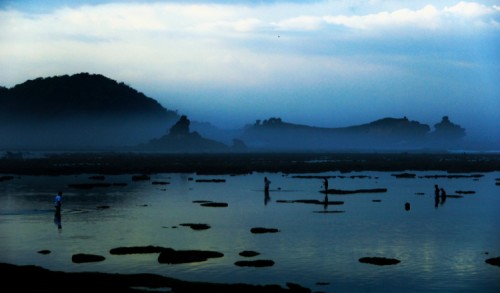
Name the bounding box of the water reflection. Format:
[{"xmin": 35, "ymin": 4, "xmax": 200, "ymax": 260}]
[
  {"xmin": 53, "ymin": 210, "xmax": 62, "ymax": 230},
  {"xmin": 440, "ymin": 188, "xmax": 447, "ymax": 206},
  {"xmin": 264, "ymin": 189, "xmax": 270, "ymax": 206}
]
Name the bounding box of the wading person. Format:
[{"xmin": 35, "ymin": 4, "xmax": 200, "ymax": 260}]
[
  {"xmin": 54, "ymin": 191, "xmax": 62, "ymax": 213},
  {"xmin": 264, "ymin": 177, "xmax": 271, "ymax": 193},
  {"xmin": 323, "ymin": 177, "xmax": 329, "ymax": 203}
]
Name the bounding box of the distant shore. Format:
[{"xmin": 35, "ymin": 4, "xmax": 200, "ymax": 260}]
[{"xmin": 1, "ymin": 152, "xmax": 499, "ymax": 175}]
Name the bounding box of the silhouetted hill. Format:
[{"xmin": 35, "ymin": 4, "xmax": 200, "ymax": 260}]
[
  {"xmin": 239, "ymin": 116, "xmax": 465, "ymax": 151},
  {"xmin": 0, "ymin": 73, "xmax": 173, "ymax": 120},
  {"xmin": 0, "ymin": 73, "xmax": 469, "ymax": 152},
  {"xmin": 0, "ymin": 73, "xmax": 179, "ymax": 149}
]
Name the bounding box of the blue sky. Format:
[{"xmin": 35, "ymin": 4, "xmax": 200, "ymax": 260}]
[{"xmin": 0, "ymin": 0, "xmax": 498, "ymax": 145}]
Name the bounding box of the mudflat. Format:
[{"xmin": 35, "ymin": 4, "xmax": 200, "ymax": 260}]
[{"xmin": 1, "ymin": 152, "xmax": 499, "ymax": 175}]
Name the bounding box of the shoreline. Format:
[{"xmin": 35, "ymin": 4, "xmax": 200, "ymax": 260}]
[
  {"xmin": 1, "ymin": 152, "xmax": 499, "ymax": 175},
  {"xmin": 0, "ymin": 262, "xmax": 311, "ymax": 292}
]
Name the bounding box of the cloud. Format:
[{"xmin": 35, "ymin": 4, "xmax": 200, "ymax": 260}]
[{"xmin": 323, "ymin": 2, "xmax": 499, "ymax": 32}]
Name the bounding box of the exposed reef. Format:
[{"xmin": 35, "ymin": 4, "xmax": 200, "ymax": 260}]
[
  {"xmin": 358, "ymin": 257, "xmax": 401, "ymax": 266},
  {"xmin": 1, "ymin": 152, "xmax": 498, "ymax": 175}
]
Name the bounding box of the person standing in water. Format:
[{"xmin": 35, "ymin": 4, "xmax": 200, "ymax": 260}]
[
  {"xmin": 264, "ymin": 177, "xmax": 271, "ymax": 193},
  {"xmin": 323, "ymin": 177, "xmax": 329, "ymax": 203},
  {"xmin": 54, "ymin": 191, "xmax": 62, "ymax": 229},
  {"xmin": 54, "ymin": 191, "xmax": 62, "ymax": 213}
]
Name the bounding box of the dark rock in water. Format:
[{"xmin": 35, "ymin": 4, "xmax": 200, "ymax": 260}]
[
  {"xmin": 405, "ymin": 202, "xmax": 410, "ymax": 211},
  {"xmin": 359, "ymin": 257, "xmax": 400, "ymax": 266},
  {"xmin": 421, "ymin": 174, "xmax": 484, "ymax": 179},
  {"xmin": 455, "ymin": 190, "xmax": 475, "ymax": 194},
  {"xmin": 110, "ymin": 245, "xmax": 167, "ymax": 255},
  {"xmin": 372, "ymin": 199, "xmax": 382, "ymax": 202},
  {"xmin": 239, "ymin": 250, "xmax": 260, "ymax": 257},
  {"xmin": 313, "ymin": 210, "xmax": 345, "ymax": 214},
  {"xmin": 193, "ymin": 200, "xmax": 211, "ymax": 203},
  {"xmin": 200, "ymin": 202, "xmax": 228, "ymax": 207},
  {"xmin": 485, "ymin": 257, "xmax": 500, "ymax": 267},
  {"xmin": 251, "ymin": 227, "xmax": 279, "ymax": 234},
  {"xmin": 158, "ymin": 249, "xmax": 224, "ymax": 264},
  {"xmin": 323, "ymin": 188, "xmax": 387, "ymax": 195},
  {"xmin": 96, "ymin": 205, "xmax": 110, "ymax": 209},
  {"xmin": 0, "ymin": 175, "xmax": 15, "ymax": 182},
  {"xmin": 234, "ymin": 260, "xmax": 275, "ymax": 267},
  {"xmin": 152, "ymin": 181, "xmax": 170, "ymax": 185},
  {"xmin": 276, "ymin": 199, "xmax": 344, "ymax": 205},
  {"xmin": 392, "ymin": 173, "xmax": 416, "ymax": 178},
  {"xmin": 180, "ymin": 223, "xmax": 211, "ymax": 230},
  {"xmin": 68, "ymin": 183, "xmax": 111, "ymax": 189},
  {"xmin": 195, "ymin": 178, "xmax": 226, "ymax": 183},
  {"xmin": 132, "ymin": 174, "xmax": 150, "ymax": 181},
  {"xmin": 72, "ymin": 253, "xmax": 106, "ymax": 263},
  {"xmin": 286, "ymin": 282, "xmax": 311, "ymax": 292},
  {"xmin": 38, "ymin": 250, "xmax": 51, "ymax": 255}
]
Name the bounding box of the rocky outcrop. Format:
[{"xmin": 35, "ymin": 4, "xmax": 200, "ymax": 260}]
[
  {"xmin": 72, "ymin": 253, "xmax": 106, "ymax": 263},
  {"xmin": 142, "ymin": 115, "xmax": 229, "ymax": 152},
  {"xmin": 358, "ymin": 257, "xmax": 401, "ymax": 266},
  {"xmin": 240, "ymin": 116, "xmax": 466, "ymax": 150}
]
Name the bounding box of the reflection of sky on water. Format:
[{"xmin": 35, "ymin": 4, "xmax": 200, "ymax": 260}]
[{"xmin": 0, "ymin": 171, "xmax": 499, "ymax": 292}]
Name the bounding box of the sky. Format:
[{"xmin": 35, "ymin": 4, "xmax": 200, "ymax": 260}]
[{"xmin": 0, "ymin": 0, "xmax": 499, "ymax": 144}]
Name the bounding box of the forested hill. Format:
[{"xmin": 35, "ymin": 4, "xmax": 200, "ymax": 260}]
[
  {"xmin": 0, "ymin": 73, "xmax": 177, "ymax": 120},
  {"xmin": 0, "ymin": 73, "xmax": 179, "ymax": 149}
]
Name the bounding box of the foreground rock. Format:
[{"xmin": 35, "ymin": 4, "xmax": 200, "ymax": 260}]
[
  {"xmin": 1, "ymin": 262, "xmax": 311, "ymax": 292},
  {"xmin": 251, "ymin": 227, "xmax": 280, "ymax": 234},
  {"xmin": 235, "ymin": 260, "xmax": 275, "ymax": 267},
  {"xmin": 72, "ymin": 253, "xmax": 106, "ymax": 263},
  {"xmin": 485, "ymin": 257, "xmax": 500, "ymax": 267},
  {"xmin": 358, "ymin": 257, "xmax": 400, "ymax": 266},
  {"xmin": 277, "ymin": 199, "xmax": 344, "ymax": 205},
  {"xmin": 323, "ymin": 188, "xmax": 387, "ymax": 195},
  {"xmin": 158, "ymin": 249, "xmax": 224, "ymax": 264}
]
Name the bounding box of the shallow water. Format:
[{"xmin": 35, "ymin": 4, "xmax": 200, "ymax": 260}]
[{"xmin": 0, "ymin": 171, "xmax": 499, "ymax": 292}]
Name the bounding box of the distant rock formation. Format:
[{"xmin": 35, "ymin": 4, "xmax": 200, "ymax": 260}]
[
  {"xmin": 142, "ymin": 115, "xmax": 230, "ymax": 152},
  {"xmin": 239, "ymin": 116, "xmax": 465, "ymax": 150},
  {"xmin": 428, "ymin": 116, "xmax": 466, "ymax": 146}
]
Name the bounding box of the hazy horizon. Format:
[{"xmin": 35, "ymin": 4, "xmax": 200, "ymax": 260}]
[{"xmin": 1, "ymin": 0, "xmax": 498, "ymax": 146}]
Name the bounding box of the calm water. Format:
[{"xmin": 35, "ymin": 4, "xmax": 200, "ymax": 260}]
[{"xmin": 0, "ymin": 171, "xmax": 499, "ymax": 292}]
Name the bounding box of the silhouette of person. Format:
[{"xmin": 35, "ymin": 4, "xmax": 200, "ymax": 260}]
[
  {"xmin": 264, "ymin": 177, "xmax": 271, "ymax": 193},
  {"xmin": 54, "ymin": 191, "xmax": 62, "ymax": 213},
  {"xmin": 322, "ymin": 177, "xmax": 329, "ymax": 205},
  {"xmin": 440, "ymin": 188, "xmax": 447, "ymax": 206}
]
